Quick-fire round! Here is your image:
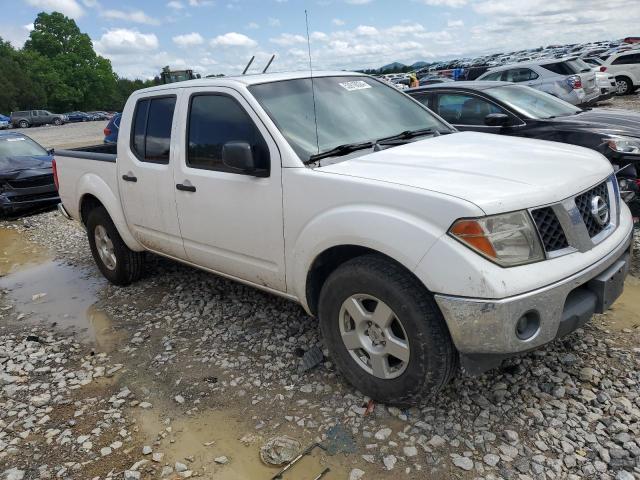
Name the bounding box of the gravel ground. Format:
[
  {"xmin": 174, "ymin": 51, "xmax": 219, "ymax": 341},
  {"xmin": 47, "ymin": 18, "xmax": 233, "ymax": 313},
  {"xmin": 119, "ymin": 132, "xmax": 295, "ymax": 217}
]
[
  {"xmin": 11, "ymin": 121, "xmax": 106, "ymax": 150},
  {"xmin": 1, "ymin": 91, "xmax": 640, "ymax": 480}
]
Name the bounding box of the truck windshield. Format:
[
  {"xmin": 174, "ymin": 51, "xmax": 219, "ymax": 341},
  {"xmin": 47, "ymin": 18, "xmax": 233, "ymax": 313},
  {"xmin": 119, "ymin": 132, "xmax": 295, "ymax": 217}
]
[
  {"xmin": 488, "ymin": 84, "xmax": 581, "ymax": 119},
  {"xmin": 249, "ymin": 76, "xmax": 451, "ymax": 163}
]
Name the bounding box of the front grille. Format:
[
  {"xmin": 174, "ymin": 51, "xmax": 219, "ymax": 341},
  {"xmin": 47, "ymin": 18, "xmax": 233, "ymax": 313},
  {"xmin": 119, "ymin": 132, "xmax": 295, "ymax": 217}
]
[
  {"xmin": 531, "ymin": 207, "xmax": 569, "ymax": 252},
  {"xmin": 6, "ymin": 175, "xmax": 54, "ymax": 189},
  {"xmin": 575, "ymin": 181, "xmax": 610, "ymax": 238}
]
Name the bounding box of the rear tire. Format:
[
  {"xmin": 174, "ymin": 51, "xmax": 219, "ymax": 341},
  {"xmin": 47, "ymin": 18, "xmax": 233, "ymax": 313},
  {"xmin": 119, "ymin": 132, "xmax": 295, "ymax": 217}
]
[
  {"xmin": 18, "ymin": 120, "xmax": 29, "ymax": 128},
  {"xmin": 616, "ymin": 76, "xmax": 633, "ymax": 95},
  {"xmin": 86, "ymin": 206, "xmax": 143, "ymax": 286},
  {"xmin": 318, "ymin": 254, "xmax": 457, "ymax": 405}
]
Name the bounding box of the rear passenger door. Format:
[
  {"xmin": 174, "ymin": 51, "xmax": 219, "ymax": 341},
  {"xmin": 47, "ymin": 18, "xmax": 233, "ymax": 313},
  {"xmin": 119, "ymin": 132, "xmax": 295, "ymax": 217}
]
[
  {"xmin": 172, "ymin": 87, "xmax": 286, "ymax": 291},
  {"xmin": 118, "ymin": 93, "xmax": 186, "ymax": 259}
]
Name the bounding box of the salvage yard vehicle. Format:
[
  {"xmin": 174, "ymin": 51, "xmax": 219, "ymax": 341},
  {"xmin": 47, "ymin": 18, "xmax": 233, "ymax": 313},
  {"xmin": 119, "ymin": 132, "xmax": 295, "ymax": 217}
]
[
  {"xmin": 407, "ymin": 81, "xmax": 640, "ymax": 203},
  {"xmin": 10, "ymin": 109, "xmax": 65, "ymax": 128},
  {"xmin": 0, "ymin": 132, "xmax": 58, "ymax": 215},
  {"xmin": 477, "ymin": 57, "xmax": 600, "ymax": 107},
  {"xmin": 600, "ymin": 50, "xmax": 640, "ymax": 95},
  {"xmin": 54, "ymin": 72, "xmax": 634, "ymax": 404}
]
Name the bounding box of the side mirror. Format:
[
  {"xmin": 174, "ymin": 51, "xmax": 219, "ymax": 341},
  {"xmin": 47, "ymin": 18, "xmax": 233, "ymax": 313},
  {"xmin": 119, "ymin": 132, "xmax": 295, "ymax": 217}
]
[
  {"xmin": 222, "ymin": 141, "xmax": 268, "ymax": 177},
  {"xmin": 484, "ymin": 113, "xmax": 510, "ymax": 127}
]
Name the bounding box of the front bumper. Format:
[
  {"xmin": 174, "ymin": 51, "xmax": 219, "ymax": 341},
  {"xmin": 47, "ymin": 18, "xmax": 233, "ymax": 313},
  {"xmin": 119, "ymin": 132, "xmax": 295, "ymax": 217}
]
[
  {"xmin": 0, "ymin": 182, "xmax": 59, "ymax": 215},
  {"xmin": 434, "ymin": 228, "xmax": 633, "ymax": 372}
]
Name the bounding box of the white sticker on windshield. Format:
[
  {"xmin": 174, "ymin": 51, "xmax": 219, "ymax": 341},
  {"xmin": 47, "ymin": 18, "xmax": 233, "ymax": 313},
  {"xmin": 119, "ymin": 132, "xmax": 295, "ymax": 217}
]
[
  {"xmin": 6, "ymin": 138, "xmax": 26, "ymax": 142},
  {"xmin": 339, "ymin": 80, "xmax": 372, "ymax": 91}
]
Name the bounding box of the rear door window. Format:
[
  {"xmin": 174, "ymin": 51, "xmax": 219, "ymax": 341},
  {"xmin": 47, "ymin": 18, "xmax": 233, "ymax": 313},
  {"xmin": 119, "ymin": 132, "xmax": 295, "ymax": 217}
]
[
  {"xmin": 502, "ymin": 68, "xmax": 539, "ymax": 82},
  {"xmin": 435, "ymin": 93, "xmax": 505, "ymax": 125},
  {"xmin": 612, "ymin": 53, "xmax": 640, "ymax": 65},
  {"xmin": 540, "ymin": 62, "xmax": 574, "ymax": 75},
  {"xmin": 482, "ymin": 71, "xmax": 503, "ymax": 81},
  {"xmin": 130, "ymin": 96, "xmax": 176, "ymax": 164}
]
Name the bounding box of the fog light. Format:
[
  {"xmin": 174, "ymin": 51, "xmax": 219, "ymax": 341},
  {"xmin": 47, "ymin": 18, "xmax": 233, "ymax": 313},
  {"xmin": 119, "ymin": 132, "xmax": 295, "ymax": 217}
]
[{"xmin": 515, "ymin": 311, "xmax": 540, "ymax": 340}]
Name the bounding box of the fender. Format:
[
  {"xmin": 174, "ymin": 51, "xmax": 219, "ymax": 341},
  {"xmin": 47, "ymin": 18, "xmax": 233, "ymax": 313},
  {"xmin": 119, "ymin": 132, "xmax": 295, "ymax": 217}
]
[
  {"xmin": 289, "ymin": 204, "xmax": 446, "ymax": 312},
  {"xmin": 76, "ymin": 172, "xmax": 144, "ymax": 252}
]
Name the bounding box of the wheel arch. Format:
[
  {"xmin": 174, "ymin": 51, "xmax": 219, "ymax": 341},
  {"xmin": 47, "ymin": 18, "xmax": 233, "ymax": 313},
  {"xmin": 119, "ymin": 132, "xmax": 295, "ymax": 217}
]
[{"xmin": 77, "ymin": 176, "xmax": 144, "ymax": 252}]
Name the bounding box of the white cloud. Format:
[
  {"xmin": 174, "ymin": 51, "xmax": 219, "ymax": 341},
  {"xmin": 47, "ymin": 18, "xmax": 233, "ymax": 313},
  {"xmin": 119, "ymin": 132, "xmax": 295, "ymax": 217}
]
[
  {"xmin": 447, "ymin": 19, "xmax": 464, "ymax": 27},
  {"xmin": 210, "ymin": 32, "xmax": 257, "ymax": 48},
  {"xmin": 188, "ymin": 0, "xmax": 213, "ymax": 5},
  {"xmin": 94, "ymin": 28, "xmax": 159, "ymax": 55},
  {"xmin": 247, "ymin": 22, "xmax": 259, "ymax": 29},
  {"xmin": 268, "ymin": 17, "xmax": 281, "ymax": 27},
  {"xmin": 332, "ymin": 18, "xmax": 345, "ymax": 26},
  {"xmin": 24, "ymin": 0, "xmax": 84, "ymax": 18},
  {"xmin": 167, "ymin": 1, "xmax": 184, "ymax": 9},
  {"xmin": 173, "ymin": 32, "xmax": 204, "ymax": 47},
  {"xmin": 345, "ymin": 0, "xmax": 373, "ymax": 4},
  {"xmin": 0, "ymin": 23, "xmax": 35, "ymax": 48},
  {"xmin": 101, "ymin": 9, "xmax": 160, "ymax": 25},
  {"xmin": 270, "ymin": 33, "xmax": 307, "ymax": 46},
  {"xmin": 354, "ymin": 25, "xmax": 379, "ymax": 36}
]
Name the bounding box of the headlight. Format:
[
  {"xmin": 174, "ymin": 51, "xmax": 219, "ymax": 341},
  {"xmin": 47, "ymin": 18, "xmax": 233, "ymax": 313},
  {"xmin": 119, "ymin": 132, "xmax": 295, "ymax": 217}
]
[
  {"xmin": 606, "ymin": 136, "xmax": 640, "ymax": 154},
  {"xmin": 449, "ymin": 210, "xmax": 544, "ymax": 267}
]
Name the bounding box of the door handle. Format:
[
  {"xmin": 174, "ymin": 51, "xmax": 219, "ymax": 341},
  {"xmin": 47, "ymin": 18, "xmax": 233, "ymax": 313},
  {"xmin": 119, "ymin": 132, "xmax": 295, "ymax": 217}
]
[
  {"xmin": 176, "ymin": 183, "xmax": 196, "ymax": 192},
  {"xmin": 122, "ymin": 174, "xmax": 137, "ymax": 182}
]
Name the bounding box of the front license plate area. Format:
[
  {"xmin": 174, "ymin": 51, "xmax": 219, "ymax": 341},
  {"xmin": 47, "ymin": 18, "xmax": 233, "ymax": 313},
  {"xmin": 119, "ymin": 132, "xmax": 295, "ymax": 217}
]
[{"xmin": 587, "ymin": 255, "xmax": 629, "ymax": 314}]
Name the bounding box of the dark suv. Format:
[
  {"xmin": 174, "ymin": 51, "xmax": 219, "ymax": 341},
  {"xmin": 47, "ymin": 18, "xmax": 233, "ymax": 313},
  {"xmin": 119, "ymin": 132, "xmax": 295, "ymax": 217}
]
[{"xmin": 10, "ymin": 110, "xmax": 66, "ymax": 128}]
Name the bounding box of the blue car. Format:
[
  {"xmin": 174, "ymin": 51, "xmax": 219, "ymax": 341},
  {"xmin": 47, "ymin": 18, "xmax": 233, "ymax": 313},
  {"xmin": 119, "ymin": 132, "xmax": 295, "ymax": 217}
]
[
  {"xmin": 0, "ymin": 132, "xmax": 59, "ymax": 216},
  {"xmin": 0, "ymin": 114, "xmax": 9, "ymax": 129},
  {"xmin": 104, "ymin": 113, "xmax": 121, "ymax": 144},
  {"xmin": 64, "ymin": 111, "xmax": 92, "ymax": 123}
]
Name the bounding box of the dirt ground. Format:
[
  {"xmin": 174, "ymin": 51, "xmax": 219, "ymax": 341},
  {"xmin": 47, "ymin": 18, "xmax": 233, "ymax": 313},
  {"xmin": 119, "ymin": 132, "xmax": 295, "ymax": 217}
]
[{"xmin": 1, "ymin": 92, "xmax": 640, "ymax": 480}]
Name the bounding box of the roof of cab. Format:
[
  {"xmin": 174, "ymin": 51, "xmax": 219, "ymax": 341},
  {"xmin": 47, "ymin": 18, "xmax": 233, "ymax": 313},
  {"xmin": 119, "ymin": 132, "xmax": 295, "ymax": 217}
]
[{"xmin": 133, "ymin": 70, "xmax": 365, "ymax": 95}]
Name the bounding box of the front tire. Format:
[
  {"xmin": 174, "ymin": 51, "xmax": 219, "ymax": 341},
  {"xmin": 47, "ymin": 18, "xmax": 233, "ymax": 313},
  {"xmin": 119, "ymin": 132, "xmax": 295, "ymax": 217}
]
[
  {"xmin": 86, "ymin": 206, "xmax": 143, "ymax": 286},
  {"xmin": 318, "ymin": 254, "xmax": 457, "ymax": 405},
  {"xmin": 616, "ymin": 77, "xmax": 632, "ymax": 95},
  {"xmin": 53, "ymin": 118, "xmax": 61, "ymax": 126}
]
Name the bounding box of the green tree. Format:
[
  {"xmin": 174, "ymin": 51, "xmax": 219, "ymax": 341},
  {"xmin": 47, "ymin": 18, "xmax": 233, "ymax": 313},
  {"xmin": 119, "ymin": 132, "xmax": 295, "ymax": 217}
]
[{"xmin": 24, "ymin": 11, "xmax": 118, "ymax": 112}]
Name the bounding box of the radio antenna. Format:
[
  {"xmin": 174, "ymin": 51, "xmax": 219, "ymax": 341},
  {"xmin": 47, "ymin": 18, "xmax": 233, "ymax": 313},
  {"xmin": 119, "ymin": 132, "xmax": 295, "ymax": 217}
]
[
  {"xmin": 305, "ymin": 9, "xmax": 320, "ymax": 155},
  {"xmin": 242, "ymin": 56, "xmax": 255, "ymax": 75}
]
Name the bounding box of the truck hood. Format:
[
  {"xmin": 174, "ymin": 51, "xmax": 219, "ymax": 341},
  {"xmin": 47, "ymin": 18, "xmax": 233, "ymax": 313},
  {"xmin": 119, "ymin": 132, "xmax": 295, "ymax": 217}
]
[{"xmin": 317, "ymin": 131, "xmax": 612, "ymax": 214}]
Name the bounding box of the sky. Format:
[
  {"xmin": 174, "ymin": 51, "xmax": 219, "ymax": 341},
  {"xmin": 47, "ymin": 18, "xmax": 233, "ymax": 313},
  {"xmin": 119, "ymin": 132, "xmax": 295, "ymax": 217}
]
[{"xmin": 1, "ymin": 0, "xmax": 639, "ymax": 79}]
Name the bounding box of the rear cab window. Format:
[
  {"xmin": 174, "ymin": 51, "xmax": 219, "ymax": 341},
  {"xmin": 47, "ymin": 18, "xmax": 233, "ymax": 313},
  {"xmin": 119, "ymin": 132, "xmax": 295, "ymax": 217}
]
[{"xmin": 130, "ymin": 96, "xmax": 176, "ymax": 164}]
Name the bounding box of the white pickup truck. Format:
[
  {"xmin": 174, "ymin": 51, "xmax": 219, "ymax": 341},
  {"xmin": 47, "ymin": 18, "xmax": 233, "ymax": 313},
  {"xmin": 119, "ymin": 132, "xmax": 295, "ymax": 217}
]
[{"xmin": 54, "ymin": 72, "xmax": 634, "ymax": 404}]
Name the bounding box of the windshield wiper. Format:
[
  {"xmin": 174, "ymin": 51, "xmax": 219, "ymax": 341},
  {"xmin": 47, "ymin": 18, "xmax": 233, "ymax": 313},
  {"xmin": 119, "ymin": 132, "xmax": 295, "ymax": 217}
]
[
  {"xmin": 376, "ymin": 128, "xmax": 440, "ymax": 145},
  {"xmin": 305, "ymin": 141, "xmax": 373, "ymax": 164}
]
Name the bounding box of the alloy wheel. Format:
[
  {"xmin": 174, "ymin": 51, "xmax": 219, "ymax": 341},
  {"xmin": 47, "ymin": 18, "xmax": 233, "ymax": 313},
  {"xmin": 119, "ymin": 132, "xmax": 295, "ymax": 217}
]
[
  {"xmin": 94, "ymin": 225, "xmax": 117, "ymax": 271},
  {"xmin": 338, "ymin": 294, "xmax": 410, "ymax": 379}
]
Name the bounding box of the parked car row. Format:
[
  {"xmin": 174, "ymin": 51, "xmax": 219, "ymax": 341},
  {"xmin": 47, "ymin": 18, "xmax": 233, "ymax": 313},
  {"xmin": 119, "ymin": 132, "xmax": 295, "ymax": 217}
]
[{"xmin": 5, "ymin": 110, "xmax": 115, "ymax": 128}]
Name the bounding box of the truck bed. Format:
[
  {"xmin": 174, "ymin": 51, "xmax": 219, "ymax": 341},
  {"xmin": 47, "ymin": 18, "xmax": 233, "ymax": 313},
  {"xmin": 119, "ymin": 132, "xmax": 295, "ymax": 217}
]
[
  {"xmin": 55, "ymin": 143, "xmax": 117, "ymax": 162},
  {"xmin": 54, "ymin": 144, "xmax": 119, "ymax": 222}
]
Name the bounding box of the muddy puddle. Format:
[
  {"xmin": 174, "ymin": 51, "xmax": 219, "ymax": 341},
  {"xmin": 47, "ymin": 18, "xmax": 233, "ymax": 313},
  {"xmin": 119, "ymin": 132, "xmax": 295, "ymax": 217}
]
[
  {"xmin": 0, "ymin": 226, "xmax": 123, "ymax": 352},
  {"xmin": 606, "ymin": 276, "xmax": 640, "ymax": 331},
  {"xmin": 134, "ymin": 405, "xmax": 356, "ymax": 480},
  {"xmin": 0, "ymin": 227, "xmax": 51, "ymax": 275}
]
